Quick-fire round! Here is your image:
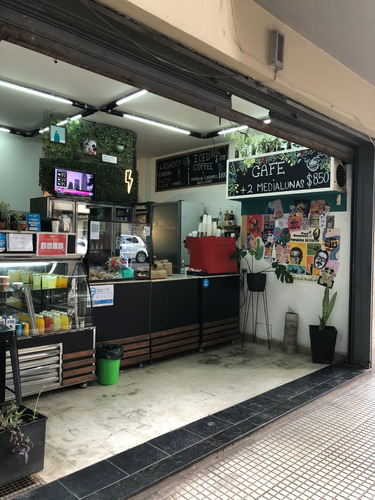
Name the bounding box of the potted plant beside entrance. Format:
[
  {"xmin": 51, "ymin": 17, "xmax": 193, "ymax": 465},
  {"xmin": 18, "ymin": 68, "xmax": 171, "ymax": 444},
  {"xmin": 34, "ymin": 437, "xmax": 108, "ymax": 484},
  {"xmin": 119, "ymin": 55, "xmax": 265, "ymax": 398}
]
[
  {"xmin": 309, "ymin": 287, "xmax": 338, "ymax": 364},
  {"xmin": 231, "ymin": 237, "xmax": 293, "ymax": 291},
  {"xmin": 0, "ymin": 398, "xmax": 47, "ymax": 487}
]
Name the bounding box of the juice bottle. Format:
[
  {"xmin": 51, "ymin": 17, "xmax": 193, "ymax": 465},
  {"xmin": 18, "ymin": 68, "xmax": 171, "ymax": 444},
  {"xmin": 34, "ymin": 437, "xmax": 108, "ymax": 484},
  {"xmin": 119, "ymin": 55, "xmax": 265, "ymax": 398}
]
[
  {"xmin": 52, "ymin": 312, "xmax": 61, "ymax": 331},
  {"xmin": 60, "ymin": 312, "xmax": 69, "ymax": 331},
  {"xmin": 36, "ymin": 314, "xmax": 45, "ymax": 334},
  {"xmin": 43, "ymin": 312, "xmax": 54, "ymax": 333}
]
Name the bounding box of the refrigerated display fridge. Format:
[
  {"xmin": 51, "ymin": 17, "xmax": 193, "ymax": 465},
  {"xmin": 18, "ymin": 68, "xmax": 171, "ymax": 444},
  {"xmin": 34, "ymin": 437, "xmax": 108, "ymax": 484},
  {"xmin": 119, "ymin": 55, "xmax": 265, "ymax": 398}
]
[{"xmin": 151, "ymin": 201, "xmax": 203, "ymax": 273}]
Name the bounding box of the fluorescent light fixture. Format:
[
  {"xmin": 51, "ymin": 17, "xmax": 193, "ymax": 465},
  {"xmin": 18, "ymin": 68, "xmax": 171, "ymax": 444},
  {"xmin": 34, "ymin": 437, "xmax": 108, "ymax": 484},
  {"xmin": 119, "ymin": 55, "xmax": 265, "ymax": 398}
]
[
  {"xmin": 263, "ymin": 118, "xmax": 271, "ymax": 124},
  {"xmin": 0, "ymin": 127, "xmax": 10, "ymax": 133},
  {"xmin": 0, "ymin": 80, "xmax": 72, "ymax": 104},
  {"xmin": 70, "ymin": 113, "xmax": 82, "ymax": 121},
  {"xmin": 116, "ymin": 89, "xmax": 148, "ymax": 106},
  {"xmin": 123, "ymin": 113, "xmax": 190, "ymax": 135},
  {"xmin": 39, "ymin": 126, "xmax": 50, "ymax": 134},
  {"xmin": 218, "ymin": 125, "xmax": 248, "ymax": 135},
  {"xmin": 56, "ymin": 119, "xmax": 68, "ymax": 126}
]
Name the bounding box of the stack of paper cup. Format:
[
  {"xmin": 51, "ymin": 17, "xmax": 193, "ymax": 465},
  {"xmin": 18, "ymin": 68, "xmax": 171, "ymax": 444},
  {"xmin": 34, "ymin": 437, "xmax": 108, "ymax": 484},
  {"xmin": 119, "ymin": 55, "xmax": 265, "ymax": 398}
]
[
  {"xmin": 212, "ymin": 221, "xmax": 217, "ymax": 235},
  {"xmin": 206, "ymin": 215, "xmax": 213, "ymax": 236},
  {"xmin": 202, "ymin": 214, "xmax": 208, "ymax": 236},
  {"xmin": 198, "ymin": 222, "xmax": 203, "ymax": 237}
]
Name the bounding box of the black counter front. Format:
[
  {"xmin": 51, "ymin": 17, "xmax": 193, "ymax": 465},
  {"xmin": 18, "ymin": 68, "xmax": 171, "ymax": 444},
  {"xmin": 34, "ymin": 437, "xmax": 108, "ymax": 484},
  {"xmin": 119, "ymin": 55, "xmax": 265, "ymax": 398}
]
[{"xmin": 92, "ymin": 274, "xmax": 240, "ymax": 367}]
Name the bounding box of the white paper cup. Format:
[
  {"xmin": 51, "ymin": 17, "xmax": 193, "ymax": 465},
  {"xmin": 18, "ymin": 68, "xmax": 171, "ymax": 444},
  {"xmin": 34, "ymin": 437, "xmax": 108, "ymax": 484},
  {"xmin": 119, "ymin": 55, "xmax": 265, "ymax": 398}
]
[
  {"xmin": 206, "ymin": 223, "xmax": 213, "ymax": 236},
  {"xmin": 202, "ymin": 214, "xmax": 208, "ymax": 224},
  {"xmin": 51, "ymin": 220, "xmax": 59, "ymax": 232},
  {"xmin": 191, "ymin": 231, "xmax": 198, "ymax": 237},
  {"xmin": 216, "ymin": 228, "xmax": 222, "ymax": 237}
]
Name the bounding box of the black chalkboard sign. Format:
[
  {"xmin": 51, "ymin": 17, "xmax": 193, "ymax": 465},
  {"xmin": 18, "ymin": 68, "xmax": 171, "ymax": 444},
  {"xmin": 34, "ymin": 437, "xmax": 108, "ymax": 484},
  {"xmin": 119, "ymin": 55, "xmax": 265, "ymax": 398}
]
[
  {"xmin": 156, "ymin": 146, "xmax": 228, "ymax": 192},
  {"xmin": 227, "ymin": 148, "xmax": 332, "ymax": 199}
]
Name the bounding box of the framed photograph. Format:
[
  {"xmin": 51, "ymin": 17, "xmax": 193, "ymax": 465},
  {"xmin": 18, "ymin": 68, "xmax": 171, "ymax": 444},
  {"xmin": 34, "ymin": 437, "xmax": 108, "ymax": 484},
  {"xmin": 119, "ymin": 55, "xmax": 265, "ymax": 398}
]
[
  {"xmin": 50, "ymin": 125, "xmax": 67, "ymax": 144},
  {"xmin": 83, "ymin": 138, "xmax": 97, "ymax": 156}
]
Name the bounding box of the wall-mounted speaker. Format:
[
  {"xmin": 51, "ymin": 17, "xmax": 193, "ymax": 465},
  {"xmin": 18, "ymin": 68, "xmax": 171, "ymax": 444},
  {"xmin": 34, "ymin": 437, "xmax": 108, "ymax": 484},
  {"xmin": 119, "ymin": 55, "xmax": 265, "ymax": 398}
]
[
  {"xmin": 332, "ymin": 159, "xmax": 348, "ymax": 193},
  {"xmin": 270, "ymin": 29, "xmax": 285, "ymax": 70}
]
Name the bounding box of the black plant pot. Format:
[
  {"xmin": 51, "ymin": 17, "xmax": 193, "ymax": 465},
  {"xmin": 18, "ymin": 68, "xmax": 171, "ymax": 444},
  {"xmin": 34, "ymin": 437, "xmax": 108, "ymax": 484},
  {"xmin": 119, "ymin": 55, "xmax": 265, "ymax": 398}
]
[
  {"xmin": 0, "ymin": 406, "xmax": 47, "ymax": 487},
  {"xmin": 247, "ymin": 273, "xmax": 266, "ymax": 292},
  {"xmin": 309, "ymin": 325, "xmax": 337, "ymax": 364}
]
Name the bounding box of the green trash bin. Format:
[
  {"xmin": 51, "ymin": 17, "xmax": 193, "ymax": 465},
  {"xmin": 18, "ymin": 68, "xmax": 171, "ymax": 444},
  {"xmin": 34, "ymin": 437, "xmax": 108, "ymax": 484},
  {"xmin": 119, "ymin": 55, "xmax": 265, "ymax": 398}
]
[{"xmin": 96, "ymin": 344, "xmax": 124, "ymax": 385}]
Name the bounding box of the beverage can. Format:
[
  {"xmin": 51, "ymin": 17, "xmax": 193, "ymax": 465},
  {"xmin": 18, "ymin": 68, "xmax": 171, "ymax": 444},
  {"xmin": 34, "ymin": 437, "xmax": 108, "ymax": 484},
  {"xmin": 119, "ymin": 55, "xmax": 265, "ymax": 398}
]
[
  {"xmin": 15, "ymin": 323, "xmax": 23, "ymax": 337},
  {"xmin": 22, "ymin": 322, "xmax": 29, "ymax": 336}
]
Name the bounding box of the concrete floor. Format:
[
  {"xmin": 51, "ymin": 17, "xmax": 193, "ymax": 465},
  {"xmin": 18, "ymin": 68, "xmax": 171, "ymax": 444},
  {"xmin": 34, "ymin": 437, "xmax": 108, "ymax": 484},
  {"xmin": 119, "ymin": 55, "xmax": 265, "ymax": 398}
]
[{"xmin": 23, "ymin": 341, "xmax": 323, "ymax": 484}]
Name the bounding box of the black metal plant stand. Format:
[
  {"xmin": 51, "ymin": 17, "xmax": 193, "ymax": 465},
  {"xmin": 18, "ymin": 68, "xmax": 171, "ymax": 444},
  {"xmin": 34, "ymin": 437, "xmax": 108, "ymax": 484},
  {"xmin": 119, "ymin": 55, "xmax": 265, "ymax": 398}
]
[{"xmin": 242, "ymin": 288, "xmax": 271, "ymax": 349}]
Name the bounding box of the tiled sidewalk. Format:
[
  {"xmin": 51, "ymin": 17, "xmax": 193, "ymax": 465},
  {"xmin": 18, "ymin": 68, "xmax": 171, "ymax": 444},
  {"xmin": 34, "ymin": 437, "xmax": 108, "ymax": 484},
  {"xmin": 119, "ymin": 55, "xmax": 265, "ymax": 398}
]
[
  {"xmin": 140, "ymin": 366, "xmax": 375, "ymax": 500},
  {"xmin": 14, "ymin": 363, "xmax": 367, "ymax": 499}
]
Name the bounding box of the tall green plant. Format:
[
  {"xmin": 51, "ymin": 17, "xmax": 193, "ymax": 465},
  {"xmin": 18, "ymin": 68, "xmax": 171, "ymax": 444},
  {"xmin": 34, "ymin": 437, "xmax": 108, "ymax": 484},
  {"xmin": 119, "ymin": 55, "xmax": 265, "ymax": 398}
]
[{"xmin": 319, "ymin": 287, "xmax": 337, "ymax": 330}]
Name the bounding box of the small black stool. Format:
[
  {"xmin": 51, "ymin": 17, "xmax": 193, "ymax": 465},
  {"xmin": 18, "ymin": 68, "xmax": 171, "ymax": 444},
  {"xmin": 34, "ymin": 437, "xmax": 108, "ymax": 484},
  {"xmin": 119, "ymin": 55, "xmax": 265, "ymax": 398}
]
[{"xmin": 0, "ymin": 324, "xmax": 22, "ymax": 405}]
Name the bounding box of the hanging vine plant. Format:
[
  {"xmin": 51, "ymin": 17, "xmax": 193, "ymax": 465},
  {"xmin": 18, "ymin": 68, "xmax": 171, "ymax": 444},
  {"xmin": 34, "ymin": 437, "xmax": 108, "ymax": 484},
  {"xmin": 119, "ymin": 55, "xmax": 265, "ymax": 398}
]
[{"xmin": 40, "ymin": 118, "xmax": 138, "ymax": 205}]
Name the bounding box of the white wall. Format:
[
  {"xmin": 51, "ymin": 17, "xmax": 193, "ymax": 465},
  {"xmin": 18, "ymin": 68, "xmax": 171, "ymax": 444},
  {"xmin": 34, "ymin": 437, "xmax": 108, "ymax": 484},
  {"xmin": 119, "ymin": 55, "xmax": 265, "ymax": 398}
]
[
  {"xmin": 240, "ymin": 167, "xmax": 352, "ymax": 355},
  {"xmin": 0, "ymin": 133, "xmax": 43, "ymax": 211},
  {"xmin": 99, "ymin": 0, "xmax": 375, "ymax": 138}
]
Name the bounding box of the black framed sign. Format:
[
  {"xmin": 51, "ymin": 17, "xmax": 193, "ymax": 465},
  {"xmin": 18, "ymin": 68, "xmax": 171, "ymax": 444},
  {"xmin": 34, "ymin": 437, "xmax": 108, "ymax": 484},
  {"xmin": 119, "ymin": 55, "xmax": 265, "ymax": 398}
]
[
  {"xmin": 227, "ymin": 148, "xmax": 333, "ymax": 199},
  {"xmin": 156, "ymin": 145, "xmax": 228, "ymax": 192}
]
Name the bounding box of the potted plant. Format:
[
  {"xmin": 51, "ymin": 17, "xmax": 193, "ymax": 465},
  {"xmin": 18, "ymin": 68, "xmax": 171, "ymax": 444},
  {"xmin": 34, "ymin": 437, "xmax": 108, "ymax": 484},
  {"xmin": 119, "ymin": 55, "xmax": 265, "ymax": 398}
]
[
  {"xmin": 0, "ymin": 396, "xmax": 47, "ymax": 487},
  {"xmin": 231, "ymin": 237, "xmax": 293, "ymax": 291},
  {"xmin": 10, "ymin": 211, "xmax": 27, "ymax": 231},
  {"xmin": 0, "ymin": 201, "xmax": 10, "ymax": 230},
  {"xmin": 309, "ymin": 287, "xmax": 338, "ymax": 364}
]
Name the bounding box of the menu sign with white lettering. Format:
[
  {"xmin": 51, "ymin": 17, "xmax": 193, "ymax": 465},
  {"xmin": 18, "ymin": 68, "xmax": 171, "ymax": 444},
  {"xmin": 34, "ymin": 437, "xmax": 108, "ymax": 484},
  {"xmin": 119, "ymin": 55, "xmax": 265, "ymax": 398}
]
[
  {"xmin": 156, "ymin": 146, "xmax": 228, "ymax": 191},
  {"xmin": 227, "ymin": 148, "xmax": 332, "ymax": 199}
]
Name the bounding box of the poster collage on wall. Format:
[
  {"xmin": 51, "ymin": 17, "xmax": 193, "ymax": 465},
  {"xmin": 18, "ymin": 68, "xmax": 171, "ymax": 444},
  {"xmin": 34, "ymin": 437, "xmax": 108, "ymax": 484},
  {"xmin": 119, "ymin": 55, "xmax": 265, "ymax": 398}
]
[{"xmin": 246, "ymin": 199, "xmax": 340, "ymax": 288}]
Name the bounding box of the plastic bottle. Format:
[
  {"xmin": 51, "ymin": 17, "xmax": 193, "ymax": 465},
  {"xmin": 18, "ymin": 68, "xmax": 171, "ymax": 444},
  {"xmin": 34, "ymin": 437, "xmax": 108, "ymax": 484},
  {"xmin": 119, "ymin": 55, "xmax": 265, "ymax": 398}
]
[
  {"xmin": 12, "ymin": 310, "xmax": 19, "ymax": 324},
  {"xmin": 218, "ymin": 210, "xmax": 223, "ymax": 228},
  {"xmin": 52, "ymin": 312, "xmax": 61, "ymax": 332},
  {"xmin": 229, "ymin": 210, "xmax": 235, "ymax": 226},
  {"xmin": 60, "ymin": 312, "xmax": 69, "ymax": 331},
  {"xmin": 36, "ymin": 314, "xmax": 45, "ymax": 334},
  {"xmin": 180, "ymin": 259, "xmax": 185, "ymax": 274},
  {"xmin": 43, "ymin": 312, "xmax": 54, "ymax": 333},
  {"xmin": 6, "ymin": 315, "xmax": 16, "ymax": 330},
  {"xmin": 224, "ymin": 209, "xmax": 230, "ymax": 225}
]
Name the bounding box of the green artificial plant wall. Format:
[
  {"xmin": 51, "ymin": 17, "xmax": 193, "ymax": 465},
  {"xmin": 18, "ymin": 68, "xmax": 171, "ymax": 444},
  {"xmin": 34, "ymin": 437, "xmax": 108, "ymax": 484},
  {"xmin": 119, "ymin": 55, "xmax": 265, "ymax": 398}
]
[{"xmin": 40, "ymin": 119, "xmax": 138, "ymax": 206}]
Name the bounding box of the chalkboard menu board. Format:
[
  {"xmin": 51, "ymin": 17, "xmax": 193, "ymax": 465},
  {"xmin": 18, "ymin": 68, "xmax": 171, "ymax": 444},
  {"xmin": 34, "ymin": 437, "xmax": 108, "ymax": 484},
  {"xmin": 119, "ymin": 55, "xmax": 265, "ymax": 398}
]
[
  {"xmin": 227, "ymin": 148, "xmax": 333, "ymax": 199},
  {"xmin": 156, "ymin": 146, "xmax": 228, "ymax": 192}
]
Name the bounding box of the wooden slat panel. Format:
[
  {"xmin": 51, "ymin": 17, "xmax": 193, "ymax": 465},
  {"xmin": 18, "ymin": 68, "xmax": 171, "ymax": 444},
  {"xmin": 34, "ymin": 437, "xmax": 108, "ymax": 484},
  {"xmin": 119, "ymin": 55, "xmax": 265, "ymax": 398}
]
[
  {"xmin": 63, "ymin": 366, "xmax": 95, "ymax": 379},
  {"xmin": 151, "ymin": 324, "xmax": 199, "ymax": 339},
  {"xmin": 151, "ymin": 342, "xmax": 200, "ymax": 359},
  {"xmin": 63, "ymin": 349, "xmax": 95, "ymax": 361},
  {"xmin": 63, "ymin": 358, "xmax": 95, "ymax": 370},
  {"xmin": 202, "ymin": 317, "xmax": 239, "ymax": 329},
  {"xmin": 151, "ymin": 338, "xmax": 200, "ymax": 353},
  {"xmin": 152, "ymin": 330, "xmax": 199, "ymax": 346},
  {"xmin": 97, "ymin": 334, "xmax": 150, "ymax": 345},
  {"xmin": 202, "ymin": 327, "xmax": 240, "ymax": 340},
  {"xmin": 121, "ymin": 355, "xmax": 150, "ymax": 367},
  {"xmin": 202, "ymin": 334, "xmax": 240, "ymax": 348},
  {"xmin": 62, "ymin": 374, "xmax": 96, "ymax": 386},
  {"xmin": 123, "ymin": 347, "xmax": 150, "ymax": 359},
  {"xmin": 120, "ymin": 341, "xmax": 150, "ymax": 350},
  {"xmin": 202, "ymin": 322, "xmax": 239, "ymax": 334}
]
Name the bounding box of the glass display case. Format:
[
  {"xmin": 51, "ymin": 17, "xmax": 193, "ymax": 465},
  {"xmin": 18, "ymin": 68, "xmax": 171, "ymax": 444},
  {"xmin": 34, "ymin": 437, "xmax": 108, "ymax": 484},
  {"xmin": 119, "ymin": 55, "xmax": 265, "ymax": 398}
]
[
  {"xmin": 87, "ymin": 213, "xmax": 150, "ymax": 282},
  {"xmin": 0, "ymin": 257, "xmax": 93, "ymax": 336}
]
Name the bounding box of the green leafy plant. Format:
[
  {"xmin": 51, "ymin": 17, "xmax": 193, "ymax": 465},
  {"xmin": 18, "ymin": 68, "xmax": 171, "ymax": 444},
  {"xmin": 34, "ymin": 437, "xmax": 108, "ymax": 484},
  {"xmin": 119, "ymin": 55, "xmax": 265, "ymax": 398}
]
[
  {"xmin": 319, "ymin": 287, "xmax": 337, "ymax": 330},
  {"xmin": 9, "ymin": 211, "xmax": 27, "ymax": 231},
  {"xmin": 231, "ymin": 237, "xmax": 293, "ymax": 283},
  {"xmin": 0, "ymin": 402, "xmax": 32, "ymax": 463}
]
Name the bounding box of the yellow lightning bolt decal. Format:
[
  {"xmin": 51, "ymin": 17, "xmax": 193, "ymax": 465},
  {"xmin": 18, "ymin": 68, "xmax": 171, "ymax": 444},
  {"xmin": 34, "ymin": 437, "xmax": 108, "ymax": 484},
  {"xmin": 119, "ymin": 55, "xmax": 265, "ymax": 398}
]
[{"xmin": 125, "ymin": 169, "xmax": 133, "ymax": 193}]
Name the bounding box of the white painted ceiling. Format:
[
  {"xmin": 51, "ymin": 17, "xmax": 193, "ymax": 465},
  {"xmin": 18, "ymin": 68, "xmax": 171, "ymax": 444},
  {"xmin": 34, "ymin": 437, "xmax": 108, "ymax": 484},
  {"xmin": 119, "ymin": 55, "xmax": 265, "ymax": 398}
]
[
  {"xmin": 255, "ymin": 0, "xmax": 375, "ymax": 86},
  {"xmin": 0, "ymin": 41, "xmax": 268, "ymax": 160}
]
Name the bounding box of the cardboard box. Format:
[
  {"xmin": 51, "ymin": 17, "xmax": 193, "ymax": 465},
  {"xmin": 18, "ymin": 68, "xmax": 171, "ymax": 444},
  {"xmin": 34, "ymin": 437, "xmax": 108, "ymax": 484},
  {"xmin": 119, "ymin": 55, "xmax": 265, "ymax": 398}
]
[
  {"xmin": 151, "ymin": 268, "xmax": 168, "ymax": 279},
  {"xmin": 154, "ymin": 260, "xmax": 173, "ymax": 275}
]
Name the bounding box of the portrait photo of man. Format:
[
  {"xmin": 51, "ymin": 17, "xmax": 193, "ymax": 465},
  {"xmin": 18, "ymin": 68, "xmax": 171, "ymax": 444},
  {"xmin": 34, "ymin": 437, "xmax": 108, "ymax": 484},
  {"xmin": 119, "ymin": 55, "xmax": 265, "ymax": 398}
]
[
  {"xmin": 290, "ymin": 247, "xmax": 303, "ymax": 265},
  {"xmin": 314, "ymin": 249, "xmax": 329, "ymax": 270}
]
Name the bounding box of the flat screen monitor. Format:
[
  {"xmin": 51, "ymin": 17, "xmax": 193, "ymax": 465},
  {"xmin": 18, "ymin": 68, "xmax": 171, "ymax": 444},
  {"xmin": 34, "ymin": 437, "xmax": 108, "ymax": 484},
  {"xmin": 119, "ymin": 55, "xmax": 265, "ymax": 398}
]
[{"xmin": 54, "ymin": 168, "xmax": 95, "ymax": 199}]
